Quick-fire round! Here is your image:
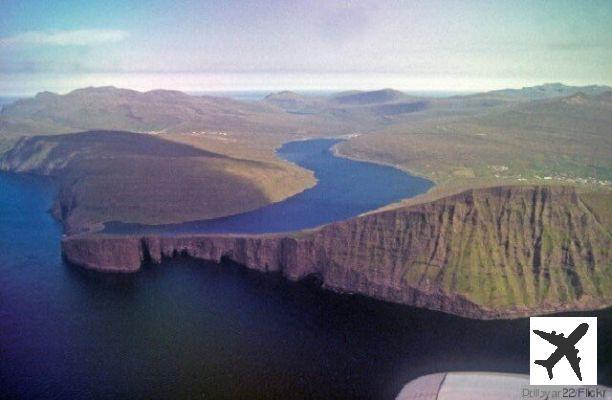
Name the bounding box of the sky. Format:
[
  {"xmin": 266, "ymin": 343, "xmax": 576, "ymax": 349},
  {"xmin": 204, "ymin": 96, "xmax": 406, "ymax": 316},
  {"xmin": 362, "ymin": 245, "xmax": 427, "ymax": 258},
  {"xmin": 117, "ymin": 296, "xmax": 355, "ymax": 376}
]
[{"xmin": 1, "ymin": 0, "xmax": 611, "ymax": 96}]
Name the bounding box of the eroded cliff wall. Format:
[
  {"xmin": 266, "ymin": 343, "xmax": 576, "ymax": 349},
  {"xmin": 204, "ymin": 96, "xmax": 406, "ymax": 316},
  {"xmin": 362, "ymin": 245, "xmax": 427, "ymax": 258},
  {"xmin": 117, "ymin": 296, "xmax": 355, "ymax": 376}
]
[{"xmin": 62, "ymin": 185, "xmax": 612, "ymax": 319}]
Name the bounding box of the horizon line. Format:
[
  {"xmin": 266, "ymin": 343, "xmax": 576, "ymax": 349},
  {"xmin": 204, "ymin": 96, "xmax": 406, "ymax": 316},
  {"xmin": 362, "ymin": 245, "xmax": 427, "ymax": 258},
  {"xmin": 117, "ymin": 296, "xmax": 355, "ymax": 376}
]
[{"xmin": 1, "ymin": 78, "xmax": 610, "ymax": 98}]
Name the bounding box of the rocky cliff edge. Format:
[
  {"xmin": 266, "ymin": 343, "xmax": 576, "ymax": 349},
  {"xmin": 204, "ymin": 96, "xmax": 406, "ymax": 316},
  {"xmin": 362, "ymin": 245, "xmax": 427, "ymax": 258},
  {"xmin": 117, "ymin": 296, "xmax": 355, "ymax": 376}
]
[{"xmin": 62, "ymin": 185, "xmax": 612, "ymax": 319}]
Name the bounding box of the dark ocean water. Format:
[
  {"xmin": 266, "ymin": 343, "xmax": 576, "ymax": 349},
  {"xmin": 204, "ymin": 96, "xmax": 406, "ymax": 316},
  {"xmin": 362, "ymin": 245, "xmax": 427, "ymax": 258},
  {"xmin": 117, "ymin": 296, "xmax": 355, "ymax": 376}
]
[
  {"xmin": 103, "ymin": 139, "xmax": 433, "ymax": 234},
  {"xmin": 0, "ymin": 142, "xmax": 610, "ymax": 400}
]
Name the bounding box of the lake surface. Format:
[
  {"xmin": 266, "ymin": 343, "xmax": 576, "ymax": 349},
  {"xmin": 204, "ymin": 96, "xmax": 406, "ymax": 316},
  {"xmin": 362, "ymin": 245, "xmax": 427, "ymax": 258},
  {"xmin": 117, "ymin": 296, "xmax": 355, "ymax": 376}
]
[
  {"xmin": 103, "ymin": 138, "xmax": 434, "ymax": 234},
  {"xmin": 0, "ymin": 153, "xmax": 610, "ymax": 399}
]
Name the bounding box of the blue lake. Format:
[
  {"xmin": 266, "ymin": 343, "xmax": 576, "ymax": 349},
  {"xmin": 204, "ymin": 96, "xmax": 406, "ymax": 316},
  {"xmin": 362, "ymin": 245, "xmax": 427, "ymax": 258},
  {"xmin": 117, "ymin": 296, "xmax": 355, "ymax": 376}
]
[
  {"xmin": 103, "ymin": 138, "xmax": 434, "ymax": 234},
  {"xmin": 0, "ymin": 140, "xmax": 610, "ymax": 400}
]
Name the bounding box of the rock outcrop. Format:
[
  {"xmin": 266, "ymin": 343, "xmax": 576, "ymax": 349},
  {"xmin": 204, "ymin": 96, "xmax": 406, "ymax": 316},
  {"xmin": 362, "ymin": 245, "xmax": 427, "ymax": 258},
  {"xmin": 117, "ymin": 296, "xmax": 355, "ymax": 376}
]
[{"xmin": 62, "ymin": 185, "xmax": 612, "ymax": 319}]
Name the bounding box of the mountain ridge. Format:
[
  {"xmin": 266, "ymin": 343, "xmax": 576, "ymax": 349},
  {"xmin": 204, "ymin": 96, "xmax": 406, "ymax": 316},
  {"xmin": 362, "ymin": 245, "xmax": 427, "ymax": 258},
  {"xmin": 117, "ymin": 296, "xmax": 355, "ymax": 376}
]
[
  {"xmin": 2, "ymin": 83, "xmax": 610, "ymax": 137},
  {"xmin": 462, "ymin": 82, "xmax": 612, "ymax": 101}
]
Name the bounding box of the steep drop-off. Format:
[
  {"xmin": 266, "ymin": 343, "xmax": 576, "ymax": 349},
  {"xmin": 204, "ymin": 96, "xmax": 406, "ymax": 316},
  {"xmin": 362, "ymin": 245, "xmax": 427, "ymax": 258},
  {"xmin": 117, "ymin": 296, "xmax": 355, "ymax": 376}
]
[{"xmin": 62, "ymin": 185, "xmax": 612, "ymax": 319}]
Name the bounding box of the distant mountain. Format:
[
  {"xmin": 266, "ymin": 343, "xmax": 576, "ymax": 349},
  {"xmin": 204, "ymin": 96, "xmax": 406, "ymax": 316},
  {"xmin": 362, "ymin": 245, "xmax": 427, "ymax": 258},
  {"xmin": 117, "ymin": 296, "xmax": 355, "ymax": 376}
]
[
  {"xmin": 562, "ymin": 90, "xmax": 612, "ymax": 104},
  {"xmin": 263, "ymin": 91, "xmax": 328, "ymax": 114},
  {"xmin": 262, "ymin": 88, "xmax": 429, "ymax": 120},
  {"xmin": 0, "ymin": 86, "xmax": 294, "ymax": 136},
  {"xmin": 339, "ymin": 90, "xmax": 612, "ymax": 185},
  {"xmin": 467, "ymin": 83, "xmax": 612, "ymax": 102},
  {"xmin": 330, "ymin": 88, "xmax": 408, "ymax": 105},
  {"xmin": 263, "ymin": 91, "xmax": 307, "ymax": 102},
  {"xmin": 264, "ymin": 88, "xmax": 414, "ymax": 109},
  {"xmin": 3, "ymin": 83, "xmax": 610, "ymax": 141}
]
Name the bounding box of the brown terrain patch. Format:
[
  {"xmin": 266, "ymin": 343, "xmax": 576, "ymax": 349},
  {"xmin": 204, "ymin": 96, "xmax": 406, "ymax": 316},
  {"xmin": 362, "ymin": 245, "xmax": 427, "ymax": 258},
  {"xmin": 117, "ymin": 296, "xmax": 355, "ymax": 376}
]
[{"xmin": 0, "ymin": 131, "xmax": 315, "ymax": 233}]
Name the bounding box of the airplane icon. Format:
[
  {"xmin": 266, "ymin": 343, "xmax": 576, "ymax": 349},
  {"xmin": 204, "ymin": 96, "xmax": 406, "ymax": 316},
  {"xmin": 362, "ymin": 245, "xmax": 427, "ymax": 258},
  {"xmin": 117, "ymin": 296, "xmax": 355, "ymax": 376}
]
[{"xmin": 533, "ymin": 322, "xmax": 589, "ymax": 381}]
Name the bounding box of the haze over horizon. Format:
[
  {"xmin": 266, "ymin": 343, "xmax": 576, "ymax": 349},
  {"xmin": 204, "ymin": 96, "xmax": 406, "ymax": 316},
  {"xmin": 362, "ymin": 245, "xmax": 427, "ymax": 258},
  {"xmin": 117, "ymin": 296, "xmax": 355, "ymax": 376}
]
[{"xmin": 1, "ymin": 0, "xmax": 611, "ymax": 96}]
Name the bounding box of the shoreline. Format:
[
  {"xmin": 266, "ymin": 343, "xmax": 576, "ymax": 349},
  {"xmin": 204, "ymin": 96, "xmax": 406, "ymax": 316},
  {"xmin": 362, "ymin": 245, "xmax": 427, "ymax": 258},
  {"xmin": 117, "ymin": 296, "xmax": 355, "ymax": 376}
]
[
  {"xmin": 97, "ymin": 137, "xmax": 433, "ymax": 235},
  {"xmin": 62, "ymin": 184, "xmax": 612, "ymax": 320}
]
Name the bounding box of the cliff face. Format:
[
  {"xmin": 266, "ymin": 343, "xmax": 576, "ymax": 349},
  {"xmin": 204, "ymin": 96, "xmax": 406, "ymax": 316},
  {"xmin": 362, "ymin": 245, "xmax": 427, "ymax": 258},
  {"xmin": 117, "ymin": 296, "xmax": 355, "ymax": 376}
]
[{"xmin": 62, "ymin": 185, "xmax": 612, "ymax": 319}]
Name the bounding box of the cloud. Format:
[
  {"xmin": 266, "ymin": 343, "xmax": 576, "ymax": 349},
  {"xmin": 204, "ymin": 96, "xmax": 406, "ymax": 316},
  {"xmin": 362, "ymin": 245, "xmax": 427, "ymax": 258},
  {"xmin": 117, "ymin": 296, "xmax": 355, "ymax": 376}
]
[{"xmin": 0, "ymin": 29, "xmax": 128, "ymax": 47}]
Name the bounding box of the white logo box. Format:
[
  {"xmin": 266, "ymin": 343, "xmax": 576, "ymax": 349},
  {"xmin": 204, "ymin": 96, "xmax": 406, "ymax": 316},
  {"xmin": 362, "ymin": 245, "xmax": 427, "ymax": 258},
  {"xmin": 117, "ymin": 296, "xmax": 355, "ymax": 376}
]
[{"xmin": 530, "ymin": 316, "xmax": 597, "ymax": 386}]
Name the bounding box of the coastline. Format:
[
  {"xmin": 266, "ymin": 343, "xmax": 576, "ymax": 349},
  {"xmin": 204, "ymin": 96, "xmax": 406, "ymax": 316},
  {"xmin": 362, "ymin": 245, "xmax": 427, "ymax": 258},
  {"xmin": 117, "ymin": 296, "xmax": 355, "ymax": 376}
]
[{"xmin": 62, "ymin": 184, "xmax": 612, "ymax": 320}]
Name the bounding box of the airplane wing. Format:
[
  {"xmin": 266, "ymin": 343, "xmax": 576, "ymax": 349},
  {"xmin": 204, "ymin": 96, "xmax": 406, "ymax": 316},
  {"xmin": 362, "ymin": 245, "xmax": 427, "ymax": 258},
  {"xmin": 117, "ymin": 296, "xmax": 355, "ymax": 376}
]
[
  {"xmin": 566, "ymin": 349, "xmax": 582, "ymax": 381},
  {"xmin": 533, "ymin": 330, "xmax": 566, "ymax": 347}
]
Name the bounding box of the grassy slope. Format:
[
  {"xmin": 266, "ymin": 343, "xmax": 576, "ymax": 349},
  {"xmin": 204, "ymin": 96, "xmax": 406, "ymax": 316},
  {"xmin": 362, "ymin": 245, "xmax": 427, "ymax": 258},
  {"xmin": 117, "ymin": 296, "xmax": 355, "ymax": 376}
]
[
  {"xmin": 0, "ymin": 131, "xmax": 315, "ymax": 233},
  {"xmin": 337, "ymin": 92, "xmax": 612, "ymax": 187},
  {"xmin": 316, "ymin": 185, "xmax": 611, "ymax": 314},
  {"xmin": 435, "ymin": 187, "xmax": 611, "ymax": 308}
]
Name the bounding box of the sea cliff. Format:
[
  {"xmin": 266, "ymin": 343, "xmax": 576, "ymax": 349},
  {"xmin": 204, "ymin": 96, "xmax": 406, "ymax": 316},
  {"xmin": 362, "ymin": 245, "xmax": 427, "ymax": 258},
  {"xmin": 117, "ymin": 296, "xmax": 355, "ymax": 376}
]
[{"xmin": 62, "ymin": 185, "xmax": 612, "ymax": 319}]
